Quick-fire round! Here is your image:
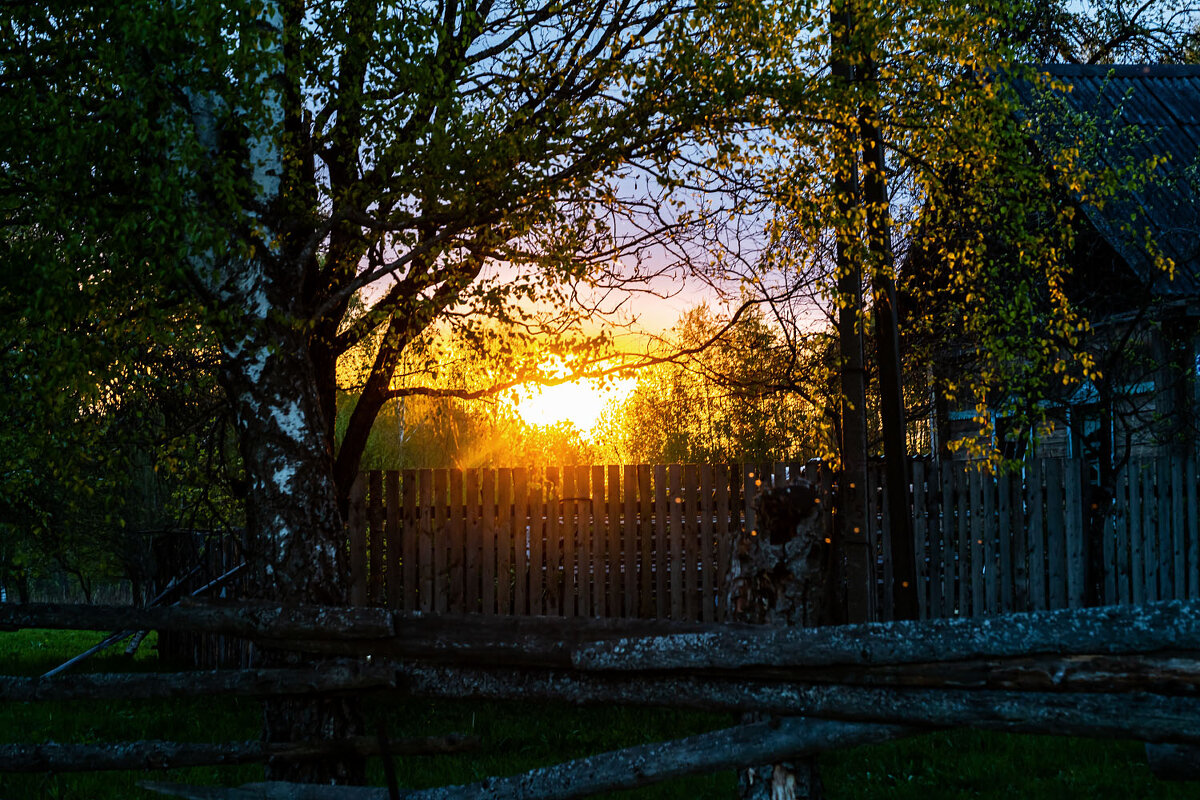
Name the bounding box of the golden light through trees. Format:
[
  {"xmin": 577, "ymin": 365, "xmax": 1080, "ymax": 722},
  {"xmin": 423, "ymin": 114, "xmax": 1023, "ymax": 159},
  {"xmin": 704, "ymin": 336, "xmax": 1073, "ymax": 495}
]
[{"xmin": 510, "ymin": 376, "xmax": 636, "ymax": 434}]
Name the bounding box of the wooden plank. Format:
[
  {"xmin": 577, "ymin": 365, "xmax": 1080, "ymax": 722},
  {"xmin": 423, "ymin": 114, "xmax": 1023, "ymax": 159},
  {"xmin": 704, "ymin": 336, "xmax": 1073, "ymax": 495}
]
[
  {"xmin": 1188, "ymin": 452, "xmax": 1199, "ymax": 600},
  {"xmin": 591, "ymin": 465, "xmax": 606, "ymax": 617},
  {"xmin": 348, "ymin": 473, "xmax": 368, "ymax": 607},
  {"xmin": 433, "ymin": 469, "xmax": 450, "ymax": 614},
  {"xmin": 1010, "ymin": 464, "xmax": 1028, "ymax": 613},
  {"xmin": 1115, "ymin": 467, "xmax": 1130, "ymax": 606},
  {"xmin": 513, "ymin": 468, "xmax": 529, "ymax": 616},
  {"xmin": 953, "ymin": 465, "xmax": 968, "ymax": 616},
  {"xmin": 402, "ymin": 470, "xmax": 418, "ymax": 612},
  {"xmin": 1064, "ymin": 459, "xmax": 1084, "ymax": 609},
  {"xmin": 1142, "ymin": 462, "xmax": 1156, "ymax": 602},
  {"xmin": 386, "ymin": 470, "xmax": 402, "ymax": 610},
  {"xmin": 638, "ymin": 465, "xmax": 654, "ymax": 619},
  {"xmin": 1044, "ymin": 458, "xmax": 1066, "ymax": 610},
  {"xmin": 653, "ymin": 465, "xmax": 668, "ymax": 620},
  {"xmin": 912, "ymin": 461, "xmax": 928, "ymax": 620},
  {"xmin": 683, "ymin": 464, "xmax": 700, "ymax": 622},
  {"xmin": 699, "ymin": 464, "xmax": 716, "ymax": 623},
  {"xmin": 981, "ymin": 467, "xmax": 995, "ymax": 615},
  {"xmin": 545, "ymin": 467, "xmax": 561, "ymax": 617},
  {"xmin": 418, "ymin": 470, "xmax": 434, "ymax": 613},
  {"xmin": 1130, "ymin": 461, "xmax": 1145, "ymax": 605},
  {"xmin": 561, "ymin": 466, "xmax": 578, "ymax": 618},
  {"xmin": 497, "ymin": 468, "xmax": 513, "ymax": 615},
  {"xmin": 1172, "ymin": 454, "xmax": 1186, "ymax": 601},
  {"xmin": 608, "ymin": 464, "xmax": 622, "ymax": 617},
  {"xmin": 529, "ymin": 483, "xmax": 544, "ymax": 616},
  {"xmin": 1103, "ymin": 468, "xmax": 1118, "ymax": 605},
  {"xmin": 447, "ymin": 469, "xmax": 465, "ymax": 613},
  {"xmin": 576, "ymin": 466, "xmax": 592, "ymax": 618},
  {"xmin": 743, "ymin": 464, "xmax": 758, "ymax": 540},
  {"xmin": 870, "ymin": 463, "xmax": 891, "ymax": 622},
  {"xmin": 669, "ymin": 463, "xmax": 684, "ymax": 620},
  {"xmin": 1158, "ymin": 457, "xmax": 1174, "ymax": 601},
  {"xmin": 1027, "ymin": 459, "xmax": 1046, "ymax": 612},
  {"xmin": 969, "ymin": 467, "xmax": 984, "ymax": 617},
  {"xmin": 368, "ymin": 471, "xmax": 385, "ymax": 607},
  {"xmin": 481, "ymin": 469, "xmax": 497, "ymax": 616},
  {"xmin": 623, "ymin": 465, "xmax": 638, "ymax": 618},
  {"xmin": 936, "ymin": 461, "xmax": 952, "ymax": 618},
  {"xmin": 464, "ymin": 470, "xmax": 481, "ymax": 614},
  {"xmin": 997, "ymin": 470, "xmax": 1013, "ymax": 613},
  {"xmin": 714, "ymin": 464, "xmax": 732, "ymax": 623}
]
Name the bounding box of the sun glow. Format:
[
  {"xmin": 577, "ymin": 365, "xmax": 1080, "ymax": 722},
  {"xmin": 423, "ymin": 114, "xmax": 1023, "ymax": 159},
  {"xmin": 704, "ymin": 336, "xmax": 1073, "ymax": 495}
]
[{"xmin": 512, "ymin": 377, "xmax": 635, "ymax": 435}]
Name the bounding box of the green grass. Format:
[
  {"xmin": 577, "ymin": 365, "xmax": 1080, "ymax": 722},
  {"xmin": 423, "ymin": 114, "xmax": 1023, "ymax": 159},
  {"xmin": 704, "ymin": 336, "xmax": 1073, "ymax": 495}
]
[{"xmin": 1, "ymin": 630, "xmax": 1196, "ymax": 799}]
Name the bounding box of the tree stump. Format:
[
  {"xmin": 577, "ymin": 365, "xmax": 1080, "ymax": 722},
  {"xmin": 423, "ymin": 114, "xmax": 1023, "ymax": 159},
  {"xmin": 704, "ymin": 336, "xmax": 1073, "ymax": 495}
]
[{"xmin": 726, "ymin": 479, "xmax": 833, "ymax": 799}]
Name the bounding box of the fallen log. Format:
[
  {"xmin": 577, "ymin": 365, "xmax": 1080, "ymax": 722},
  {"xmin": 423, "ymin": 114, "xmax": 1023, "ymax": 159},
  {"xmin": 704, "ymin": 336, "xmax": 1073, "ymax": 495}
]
[
  {"xmin": 0, "ymin": 734, "xmax": 478, "ymax": 772},
  {"xmin": 0, "ymin": 601, "xmax": 395, "ymax": 640},
  {"xmin": 142, "ymin": 716, "xmax": 911, "ymax": 799},
  {"xmin": 0, "ymin": 663, "xmax": 396, "ymax": 702},
  {"xmin": 574, "ymin": 599, "xmax": 1200, "ymax": 671},
  {"xmin": 397, "ymin": 663, "xmax": 1200, "ymax": 744},
  {"xmin": 10, "ymin": 601, "xmax": 1200, "ymax": 674}
]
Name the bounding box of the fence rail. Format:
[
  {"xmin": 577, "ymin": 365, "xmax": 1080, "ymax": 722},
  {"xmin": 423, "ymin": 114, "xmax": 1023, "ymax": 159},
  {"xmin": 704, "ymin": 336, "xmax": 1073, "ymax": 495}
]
[{"xmin": 348, "ymin": 454, "xmax": 1200, "ymax": 623}]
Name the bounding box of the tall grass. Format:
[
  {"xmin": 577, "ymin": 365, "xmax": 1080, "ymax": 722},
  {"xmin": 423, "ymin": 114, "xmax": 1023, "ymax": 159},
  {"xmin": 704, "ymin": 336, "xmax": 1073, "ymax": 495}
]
[{"xmin": 0, "ymin": 630, "xmax": 1194, "ymax": 799}]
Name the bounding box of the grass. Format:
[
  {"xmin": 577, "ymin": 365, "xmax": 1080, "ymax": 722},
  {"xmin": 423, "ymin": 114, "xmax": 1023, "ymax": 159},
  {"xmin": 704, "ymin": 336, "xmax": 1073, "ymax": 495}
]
[{"xmin": 1, "ymin": 630, "xmax": 1196, "ymax": 799}]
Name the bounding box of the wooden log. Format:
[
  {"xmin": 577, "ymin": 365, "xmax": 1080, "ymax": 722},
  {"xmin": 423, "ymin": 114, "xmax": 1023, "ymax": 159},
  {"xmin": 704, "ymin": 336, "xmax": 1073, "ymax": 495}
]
[
  {"xmin": 0, "ymin": 602, "xmax": 395, "ymax": 639},
  {"xmin": 398, "ymin": 662, "xmax": 1200, "ymax": 744},
  {"xmin": 0, "ymin": 664, "xmax": 396, "ymax": 702},
  {"xmin": 2, "ymin": 734, "xmax": 478, "ymax": 773},
  {"xmin": 142, "ymin": 718, "xmax": 908, "ymax": 800},
  {"xmin": 573, "ymin": 599, "xmax": 1200, "ymax": 672}
]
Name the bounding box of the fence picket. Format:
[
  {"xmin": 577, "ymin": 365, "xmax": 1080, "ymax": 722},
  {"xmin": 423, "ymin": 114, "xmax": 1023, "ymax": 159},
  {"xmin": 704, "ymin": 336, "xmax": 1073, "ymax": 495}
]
[
  {"xmin": 1028, "ymin": 460, "xmax": 1046, "ymax": 611},
  {"xmin": 432, "ymin": 469, "xmax": 449, "ymax": 614},
  {"xmin": 561, "ymin": 466, "xmax": 578, "ymax": 618},
  {"xmin": 1172, "ymin": 458, "xmax": 1185, "ymax": 601},
  {"xmin": 1009, "ymin": 468, "xmax": 1027, "ymax": 613},
  {"xmin": 1130, "ymin": 461, "xmax": 1145, "ymax": 605},
  {"xmin": 684, "ymin": 464, "xmax": 700, "ymax": 622},
  {"xmin": 590, "ymin": 465, "xmax": 605, "ymax": 617},
  {"xmin": 623, "ymin": 465, "xmax": 638, "ymax": 618},
  {"xmin": 1045, "ymin": 459, "xmax": 1066, "ymax": 610},
  {"xmin": 1156, "ymin": 457, "xmax": 1172, "ymax": 600},
  {"xmin": 368, "ymin": 471, "xmax": 384, "ymax": 607},
  {"xmin": 714, "ymin": 464, "xmax": 731, "ymax": 622},
  {"xmin": 1115, "ymin": 467, "xmax": 1130, "ymax": 605},
  {"xmin": 481, "ymin": 469, "xmax": 497, "ymax": 615},
  {"xmin": 1188, "ymin": 452, "xmax": 1199, "ymax": 600},
  {"xmin": 497, "ymin": 469, "xmax": 513, "ymax": 615},
  {"xmin": 654, "ymin": 465, "xmax": 668, "ymax": 620},
  {"xmin": 638, "ymin": 465, "xmax": 653, "ymax": 618},
  {"xmin": 448, "ymin": 469, "xmax": 464, "ymax": 613},
  {"xmin": 402, "ymin": 469, "xmax": 418, "ymax": 612},
  {"xmin": 349, "ymin": 473, "xmax": 367, "ymax": 607},
  {"xmin": 607, "ymin": 464, "xmax": 622, "ymax": 617},
  {"xmin": 1142, "ymin": 463, "xmax": 1156, "ymax": 602},
  {"xmin": 418, "ymin": 470, "xmax": 434, "ymax": 612},
  {"xmin": 669, "ymin": 464, "xmax": 683, "ymax": 620},
  {"xmin": 699, "ymin": 464, "xmax": 715, "ymax": 623},
  {"xmin": 386, "ymin": 470, "xmax": 401, "ymax": 610},
  {"xmin": 1064, "ymin": 460, "xmax": 1084, "ymax": 609},
  {"xmin": 912, "ymin": 461, "xmax": 928, "ymax": 620},
  {"xmin": 529, "ymin": 483, "xmax": 544, "ymax": 616},
  {"xmin": 997, "ymin": 471, "xmax": 1012, "ymax": 612},
  {"xmin": 513, "ymin": 468, "xmax": 529, "ymax": 616},
  {"xmin": 464, "ymin": 470, "xmax": 480, "ymax": 613},
  {"xmin": 545, "ymin": 467, "xmax": 561, "ymax": 616}
]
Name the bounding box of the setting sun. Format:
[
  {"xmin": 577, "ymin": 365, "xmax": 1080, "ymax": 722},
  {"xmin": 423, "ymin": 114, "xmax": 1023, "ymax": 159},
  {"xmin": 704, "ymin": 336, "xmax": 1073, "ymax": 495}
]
[{"xmin": 512, "ymin": 377, "xmax": 635, "ymax": 434}]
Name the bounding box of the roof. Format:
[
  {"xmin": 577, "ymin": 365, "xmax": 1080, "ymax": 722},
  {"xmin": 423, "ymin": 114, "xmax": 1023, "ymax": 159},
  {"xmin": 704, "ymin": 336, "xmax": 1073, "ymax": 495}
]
[{"xmin": 1016, "ymin": 64, "xmax": 1200, "ymax": 298}]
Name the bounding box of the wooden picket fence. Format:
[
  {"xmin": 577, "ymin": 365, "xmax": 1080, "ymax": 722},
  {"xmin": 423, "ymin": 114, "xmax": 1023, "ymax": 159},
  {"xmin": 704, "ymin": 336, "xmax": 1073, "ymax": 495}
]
[{"xmin": 348, "ymin": 454, "xmax": 1200, "ymax": 624}]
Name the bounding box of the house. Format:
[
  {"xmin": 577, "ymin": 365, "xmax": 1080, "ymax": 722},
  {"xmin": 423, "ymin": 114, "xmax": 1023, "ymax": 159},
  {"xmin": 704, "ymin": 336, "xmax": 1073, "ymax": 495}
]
[{"xmin": 918, "ymin": 64, "xmax": 1200, "ymax": 473}]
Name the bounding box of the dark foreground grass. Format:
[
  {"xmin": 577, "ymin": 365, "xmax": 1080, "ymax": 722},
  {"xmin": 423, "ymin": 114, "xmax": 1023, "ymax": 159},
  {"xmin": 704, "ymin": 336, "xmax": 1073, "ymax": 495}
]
[{"xmin": 1, "ymin": 630, "xmax": 1196, "ymax": 800}]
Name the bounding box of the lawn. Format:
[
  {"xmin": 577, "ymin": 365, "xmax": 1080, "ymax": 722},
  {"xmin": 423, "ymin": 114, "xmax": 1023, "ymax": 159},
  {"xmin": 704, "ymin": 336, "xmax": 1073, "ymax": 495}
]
[{"xmin": 0, "ymin": 630, "xmax": 1194, "ymax": 799}]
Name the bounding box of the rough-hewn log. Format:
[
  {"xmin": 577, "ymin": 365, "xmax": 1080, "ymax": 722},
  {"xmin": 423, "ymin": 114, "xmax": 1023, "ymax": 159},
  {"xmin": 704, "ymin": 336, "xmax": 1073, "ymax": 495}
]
[
  {"xmin": 1145, "ymin": 743, "xmax": 1200, "ymax": 781},
  {"xmin": 396, "ymin": 664, "xmax": 1200, "ymax": 744},
  {"xmin": 142, "ymin": 717, "xmax": 910, "ymax": 800},
  {"xmin": 0, "ymin": 734, "xmax": 477, "ymax": 772},
  {"xmin": 574, "ymin": 600, "xmax": 1200, "ymax": 671},
  {"xmin": 0, "ymin": 602, "xmax": 395, "ymax": 640},
  {"xmin": 0, "ymin": 663, "xmax": 396, "ymax": 702}
]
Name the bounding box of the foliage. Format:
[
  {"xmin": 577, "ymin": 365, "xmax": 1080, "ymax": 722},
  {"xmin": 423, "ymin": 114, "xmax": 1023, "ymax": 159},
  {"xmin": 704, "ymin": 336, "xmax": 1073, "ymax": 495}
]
[{"xmin": 594, "ymin": 304, "xmax": 836, "ymax": 464}]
